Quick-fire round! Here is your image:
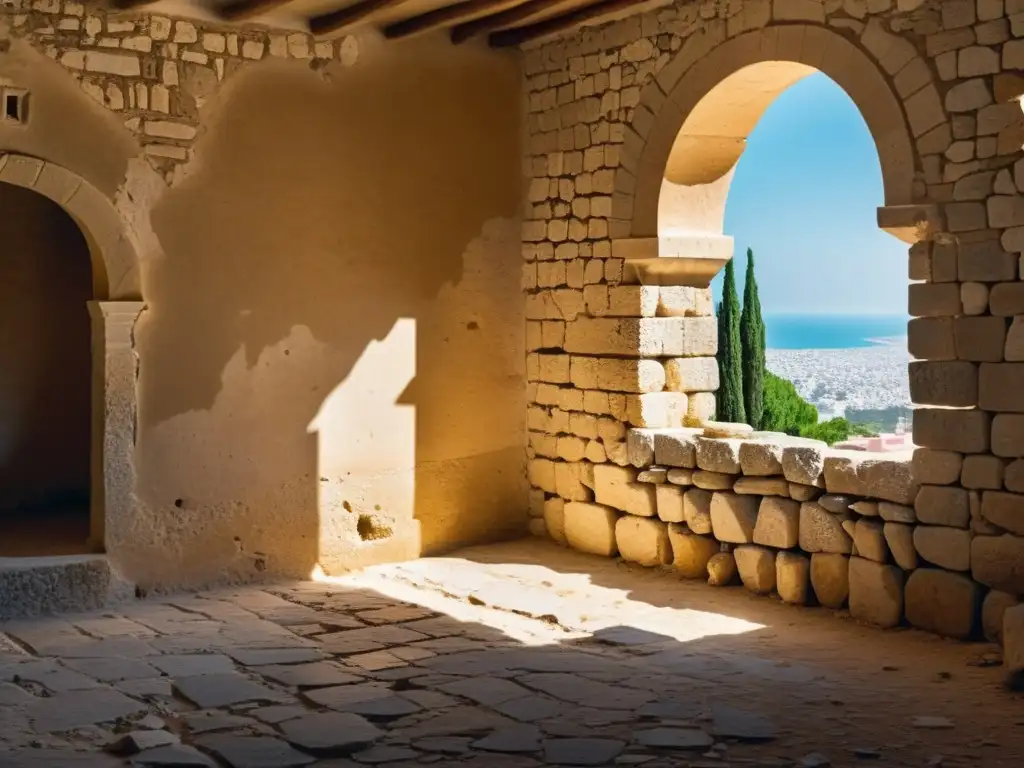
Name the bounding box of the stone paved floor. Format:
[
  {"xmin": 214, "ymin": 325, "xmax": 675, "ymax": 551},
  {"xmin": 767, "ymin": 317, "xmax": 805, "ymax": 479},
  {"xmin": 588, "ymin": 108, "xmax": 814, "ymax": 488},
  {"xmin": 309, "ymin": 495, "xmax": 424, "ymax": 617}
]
[{"xmin": 0, "ymin": 539, "xmax": 1021, "ymax": 768}]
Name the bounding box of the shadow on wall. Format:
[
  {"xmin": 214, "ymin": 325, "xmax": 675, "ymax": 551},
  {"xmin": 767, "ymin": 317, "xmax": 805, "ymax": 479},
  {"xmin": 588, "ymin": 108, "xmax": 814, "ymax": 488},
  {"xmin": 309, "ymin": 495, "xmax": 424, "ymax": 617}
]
[{"xmin": 130, "ymin": 36, "xmax": 526, "ymax": 589}]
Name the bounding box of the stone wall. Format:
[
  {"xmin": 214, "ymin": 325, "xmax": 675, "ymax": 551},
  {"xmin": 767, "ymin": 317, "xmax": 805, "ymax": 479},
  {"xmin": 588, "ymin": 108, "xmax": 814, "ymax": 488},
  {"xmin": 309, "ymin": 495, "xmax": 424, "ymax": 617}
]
[{"xmin": 534, "ymin": 427, "xmax": 1020, "ymax": 644}]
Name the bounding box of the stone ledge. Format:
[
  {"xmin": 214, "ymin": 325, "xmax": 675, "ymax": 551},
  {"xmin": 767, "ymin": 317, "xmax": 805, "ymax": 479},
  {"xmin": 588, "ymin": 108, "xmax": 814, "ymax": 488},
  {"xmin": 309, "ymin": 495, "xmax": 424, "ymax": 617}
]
[{"xmin": 0, "ymin": 555, "xmax": 135, "ymax": 621}]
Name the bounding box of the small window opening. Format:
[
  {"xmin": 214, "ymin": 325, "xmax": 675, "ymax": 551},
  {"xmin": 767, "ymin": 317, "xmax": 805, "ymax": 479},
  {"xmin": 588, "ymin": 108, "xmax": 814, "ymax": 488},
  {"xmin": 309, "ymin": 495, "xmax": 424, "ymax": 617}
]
[{"xmin": 2, "ymin": 89, "xmax": 27, "ymax": 125}]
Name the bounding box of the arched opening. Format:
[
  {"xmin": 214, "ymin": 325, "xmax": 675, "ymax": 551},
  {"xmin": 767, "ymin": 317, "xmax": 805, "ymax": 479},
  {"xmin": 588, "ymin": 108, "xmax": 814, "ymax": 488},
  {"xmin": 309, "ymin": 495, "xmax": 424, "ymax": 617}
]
[{"xmin": 0, "ymin": 182, "xmax": 94, "ymax": 555}]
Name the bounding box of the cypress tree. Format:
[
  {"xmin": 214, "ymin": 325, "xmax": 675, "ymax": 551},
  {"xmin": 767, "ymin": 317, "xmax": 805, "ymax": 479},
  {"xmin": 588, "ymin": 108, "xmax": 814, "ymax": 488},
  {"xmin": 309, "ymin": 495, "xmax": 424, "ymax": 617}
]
[
  {"xmin": 716, "ymin": 259, "xmax": 746, "ymax": 424},
  {"xmin": 740, "ymin": 247, "xmax": 766, "ymax": 429}
]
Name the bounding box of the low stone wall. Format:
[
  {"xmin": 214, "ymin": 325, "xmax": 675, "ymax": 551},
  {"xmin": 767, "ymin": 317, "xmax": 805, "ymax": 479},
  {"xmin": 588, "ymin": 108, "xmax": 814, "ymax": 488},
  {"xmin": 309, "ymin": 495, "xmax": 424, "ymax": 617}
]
[{"xmin": 530, "ymin": 428, "xmax": 1022, "ymax": 647}]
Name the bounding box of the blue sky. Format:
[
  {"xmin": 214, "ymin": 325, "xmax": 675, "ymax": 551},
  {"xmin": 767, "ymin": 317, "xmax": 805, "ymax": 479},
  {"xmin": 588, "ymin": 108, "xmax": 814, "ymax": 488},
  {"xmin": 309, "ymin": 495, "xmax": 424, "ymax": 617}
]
[{"xmin": 711, "ymin": 72, "xmax": 908, "ymax": 316}]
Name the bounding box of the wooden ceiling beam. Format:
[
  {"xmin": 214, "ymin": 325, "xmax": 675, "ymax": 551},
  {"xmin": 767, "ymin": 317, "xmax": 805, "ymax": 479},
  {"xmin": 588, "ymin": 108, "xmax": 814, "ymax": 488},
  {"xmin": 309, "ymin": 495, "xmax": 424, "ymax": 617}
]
[
  {"xmin": 109, "ymin": 0, "xmax": 157, "ymax": 9},
  {"xmin": 383, "ymin": 0, "xmax": 524, "ymax": 40},
  {"xmin": 309, "ymin": 0, "xmax": 412, "ymax": 36},
  {"xmin": 450, "ymin": 0, "xmax": 565, "ymax": 43},
  {"xmin": 217, "ymin": 0, "xmax": 294, "ymax": 22},
  {"xmin": 488, "ymin": 0, "xmax": 642, "ymax": 46}
]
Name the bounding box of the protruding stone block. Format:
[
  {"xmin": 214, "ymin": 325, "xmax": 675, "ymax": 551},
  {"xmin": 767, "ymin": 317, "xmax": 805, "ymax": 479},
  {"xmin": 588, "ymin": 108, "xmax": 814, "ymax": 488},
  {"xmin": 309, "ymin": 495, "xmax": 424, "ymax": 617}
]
[
  {"xmin": 980, "ymin": 490, "xmax": 1024, "ymax": 535},
  {"xmin": 683, "ymin": 488, "xmax": 713, "ymax": 534},
  {"xmin": 734, "ymin": 545, "xmax": 776, "ymax": 595},
  {"xmin": 695, "ymin": 437, "xmax": 742, "ymax": 474},
  {"xmin": 913, "ymin": 525, "xmax": 972, "ymax": 571},
  {"xmin": 915, "ymin": 485, "xmax": 970, "ymax": 527},
  {"xmin": 782, "ymin": 443, "xmax": 828, "ymax": 486},
  {"xmin": 738, "ymin": 440, "xmax": 785, "ymax": 476},
  {"xmin": 709, "ymin": 492, "xmax": 759, "ymax": 544},
  {"xmin": 884, "ymin": 522, "xmax": 918, "ymax": 570},
  {"xmin": 655, "ymin": 484, "xmax": 685, "ymax": 523},
  {"xmin": 668, "ymin": 525, "xmax": 718, "ymax": 579},
  {"xmin": 593, "ymin": 464, "xmax": 656, "ymax": 516},
  {"xmin": 853, "ymin": 519, "xmax": 889, "ymax": 563},
  {"xmin": 908, "ymin": 361, "xmax": 978, "ymax": 406},
  {"xmin": 733, "ymin": 476, "xmax": 789, "ymax": 496},
  {"xmin": 810, "ymin": 553, "xmax": 849, "ymax": 608},
  {"xmin": 789, "ymin": 483, "xmax": 822, "ymax": 502},
  {"xmin": 625, "ymin": 393, "xmax": 688, "ymax": 428},
  {"xmin": 913, "ymin": 408, "xmax": 990, "ymax": 453},
  {"xmin": 823, "ymin": 453, "xmax": 918, "ymax": 504},
  {"xmin": 653, "ymin": 429, "xmax": 699, "ymax": 468},
  {"xmin": 616, "ymin": 516, "xmax": 671, "ymax": 567},
  {"xmin": 564, "ymin": 502, "xmax": 619, "ymax": 556},
  {"xmin": 848, "ymin": 557, "xmax": 904, "ymax": 628},
  {"xmin": 555, "ymin": 461, "xmax": 593, "ymax": 502},
  {"xmin": 799, "ymin": 502, "xmax": 853, "ymax": 553},
  {"xmin": 707, "ymin": 551, "xmax": 737, "ymax": 586},
  {"xmin": 904, "ymin": 568, "xmax": 981, "ymax": 639},
  {"xmin": 776, "ymin": 551, "xmax": 810, "ymax": 605},
  {"xmin": 879, "ymin": 501, "xmax": 916, "ymax": 523},
  {"xmin": 692, "ymin": 470, "xmax": 735, "ymax": 490},
  {"xmin": 627, "ymin": 429, "xmax": 655, "ymax": 467},
  {"xmin": 753, "ymin": 497, "xmax": 799, "ymax": 549}
]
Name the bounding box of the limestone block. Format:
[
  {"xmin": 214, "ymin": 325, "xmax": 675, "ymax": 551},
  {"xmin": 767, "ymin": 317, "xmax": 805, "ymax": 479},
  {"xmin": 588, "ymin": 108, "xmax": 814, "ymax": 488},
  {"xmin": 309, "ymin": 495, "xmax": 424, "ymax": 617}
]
[
  {"xmin": 667, "ymin": 316, "xmax": 718, "ymax": 357},
  {"xmin": 908, "ymin": 361, "xmax": 978, "ymax": 406},
  {"xmin": 819, "ymin": 494, "xmax": 854, "ymax": 514},
  {"xmin": 904, "ymin": 568, "xmax": 982, "ymax": 639},
  {"xmin": 563, "ymin": 317, "xmax": 678, "ymax": 356},
  {"xmin": 664, "ymin": 358, "xmax": 719, "ymax": 392},
  {"xmin": 653, "ymin": 429, "xmax": 699, "ymax": 468},
  {"xmin": 655, "ymin": 484, "xmax": 685, "ymax": 523},
  {"xmin": 668, "ymin": 525, "xmax": 719, "ymax": 579},
  {"xmin": 981, "ymin": 490, "xmax": 1024, "ymax": 534},
  {"xmin": 782, "ymin": 443, "xmax": 829, "ymax": 486},
  {"xmin": 657, "ymin": 286, "xmax": 713, "ymax": 317},
  {"xmin": 810, "ymin": 553, "xmax": 850, "ymax": 609},
  {"xmin": 709, "ymin": 492, "xmax": 759, "ymax": 544},
  {"xmin": 667, "ymin": 468, "xmax": 693, "ymax": 485},
  {"xmin": 982, "ymin": 590, "xmax": 1019, "ymax": 643},
  {"xmin": 909, "ymin": 283, "xmax": 962, "ymax": 317},
  {"xmin": 528, "ymin": 458, "xmax": 557, "ymax": 494},
  {"xmin": 683, "ymin": 488, "xmax": 714, "ymax": 535},
  {"xmin": 558, "ymin": 436, "xmax": 587, "ymax": 462},
  {"xmin": 739, "ymin": 440, "xmax": 785, "ymax": 476},
  {"xmin": 789, "ymin": 483, "xmax": 822, "ymax": 502},
  {"xmin": 1007, "ymin": 317, "xmax": 1024, "ymax": 362},
  {"xmin": 688, "ymin": 392, "xmax": 716, "ymax": 423},
  {"xmin": 776, "ymin": 551, "xmax": 811, "ymax": 605},
  {"xmin": 823, "ymin": 454, "xmax": 918, "ymax": 505},
  {"xmin": 733, "ymin": 476, "xmax": 789, "ymax": 496},
  {"xmin": 990, "ymin": 282, "xmax": 1024, "ymax": 316},
  {"xmin": 575, "ymin": 358, "xmax": 665, "ymax": 393},
  {"xmin": 564, "ymin": 502, "xmax": 619, "ymax": 556},
  {"xmin": 980, "ymin": 363, "xmax": 1024, "ymax": 412},
  {"xmin": 544, "ymin": 498, "xmax": 567, "ymax": 546},
  {"xmin": 908, "ymin": 317, "xmax": 955, "ymax": 360},
  {"xmin": 753, "ymin": 497, "xmax": 800, "ymax": 549},
  {"xmin": 913, "ymin": 407, "xmax": 990, "ymax": 453},
  {"xmin": 972, "ymin": 534, "xmax": 1024, "ymax": 592},
  {"xmin": 961, "ymin": 283, "xmax": 989, "ymax": 316},
  {"xmin": 593, "ymin": 464, "xmax": 656, "ymax": 516},
  {"xmin": 692, "ymin": 471, "xmax": 736, "ymax": 491},
  {"xmin": 992, "ymin": 414, "xmax": 1024, "ymax": 457},
  {"xmin": 799, "ymin": 502, "xmax": 853, "ymax": 554},
  {"xmin": 912, "ymin": 448, "xmax": 963, "ymax": 485},
  {"xmin": 734, "ymin": 546, "xmax": 776, "ymax": 595},
  {"xmin": 616, "ymin": 516, "xmax": 672, "ymax": 567},
  {"xmin": 851, "ymin": 500, "xmax": 878, "ymax": 516},
  {"xmin": 913, "ymin": 525, "xmax": 972, "ymax": 571},
  {"xmin": 879, "ymin": 501, "xmax": 916, "ymax": 523},
  {"xmin": 961, "ymin": 454, "xmax": 1004, "ymax": 489},
  {"xmin": 556, "ymin": 461, "xmax": 593, "ymax": 502},
  {"xmin": 625, "ymin": 393, "xmax": 688, "ymax": 428},
  {"xmin": 627, "ymin": 429, "xmax": 656, "ymax": 467},
  {"xmin": 1007, "ymin": 460, "xmax": 1024, "ymax": 492},
  {"xmin": 637, "ymin": 468, "xmax": 667, "ymax": 484},
  {"xmin": 706, "ymin": 551, "xmax": 737, "ymax": 586},
  {"xmin": 702, "ymin": 422, "xmax": 754, "ymax": 439},
  {"xmin": 1004, "ymin": 604, "xmax": 1024, "ymax": 674},
  {"xmin": 854, "ymin": 519, "xmax": 889, "ymax": 564},
  {"xmin": 848, "ymin": 557, "xmax": 904, "ymax": 629},
  {"xmin": 915, "ymin": 485, "xmax": 970, "ymax": 527},
  {"xmin": 884, "ymin": 522, "xmax": 918, "ymax": 570},
  {"xmin": 695, "ymin": 438, "xmax": 742, "ymax": 473},
  {"xmin": 954, "ymin": 316, "xmax": 1007, "ymax": 362}
]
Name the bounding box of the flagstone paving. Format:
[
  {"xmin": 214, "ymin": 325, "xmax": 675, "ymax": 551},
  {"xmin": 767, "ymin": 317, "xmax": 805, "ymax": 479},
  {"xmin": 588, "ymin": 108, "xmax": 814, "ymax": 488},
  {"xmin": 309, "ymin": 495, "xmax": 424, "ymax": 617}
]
[{"xmin": 0, "ymin": 539, "xmax": 1021, "ymax": 767}]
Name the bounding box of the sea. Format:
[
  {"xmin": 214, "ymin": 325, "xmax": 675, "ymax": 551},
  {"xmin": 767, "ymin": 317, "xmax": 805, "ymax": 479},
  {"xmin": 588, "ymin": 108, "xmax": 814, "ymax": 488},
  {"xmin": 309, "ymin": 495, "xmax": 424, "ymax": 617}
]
[{"xmin": 764, "ymin": 314, "xmax": 909, "ymax": 350}]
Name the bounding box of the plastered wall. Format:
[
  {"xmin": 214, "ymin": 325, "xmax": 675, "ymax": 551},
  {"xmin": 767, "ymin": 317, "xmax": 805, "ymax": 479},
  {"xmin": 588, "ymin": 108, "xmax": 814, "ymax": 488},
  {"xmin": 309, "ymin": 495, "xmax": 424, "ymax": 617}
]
[{"xmin": 0, "ymin": 7, "xmax": 526, "ymax": 589}]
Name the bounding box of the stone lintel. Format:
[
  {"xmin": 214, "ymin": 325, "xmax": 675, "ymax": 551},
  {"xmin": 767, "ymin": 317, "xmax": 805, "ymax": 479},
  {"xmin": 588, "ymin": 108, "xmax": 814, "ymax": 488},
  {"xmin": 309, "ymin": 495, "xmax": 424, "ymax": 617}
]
[
  {"xmin": 614, "ymin": 235, "xmax": 734, "ymax": 288},
  {"xmin": 877, "ymin": 205, "xmax": 945, "ymax": 244}
]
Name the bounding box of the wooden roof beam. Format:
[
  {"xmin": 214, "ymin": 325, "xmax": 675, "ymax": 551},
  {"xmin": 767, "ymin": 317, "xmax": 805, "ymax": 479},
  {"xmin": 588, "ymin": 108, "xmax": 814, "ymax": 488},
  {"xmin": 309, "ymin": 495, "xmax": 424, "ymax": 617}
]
[
  {"xmin": 488, "ymin": 0, "xmax": 642, "ymax": 46},
  {"xmin": 109, "ymin": 0, "xmax": 157, "ymax": 9},
  {"xmin": 383, "ymin": 0, "xmax": 524, "ymax": 40},
  {"xmin": 217, "ymin": 0, "xmax": 295, "ymax": 22},
  {"xmin": 450, "ymin": 0, "xmax": 564, "ymax": 43},
  {"xmin": 309, "ymin": 0, "xmax": 412, "ymax": 36}
]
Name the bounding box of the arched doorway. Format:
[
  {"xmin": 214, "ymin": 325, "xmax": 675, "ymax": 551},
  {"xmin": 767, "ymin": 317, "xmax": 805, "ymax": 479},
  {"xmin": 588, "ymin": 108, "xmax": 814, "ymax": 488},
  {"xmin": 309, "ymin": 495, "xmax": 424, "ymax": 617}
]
[{"xmin": 0, "ymin": 182, "xmax": 93, "ymax": 555}]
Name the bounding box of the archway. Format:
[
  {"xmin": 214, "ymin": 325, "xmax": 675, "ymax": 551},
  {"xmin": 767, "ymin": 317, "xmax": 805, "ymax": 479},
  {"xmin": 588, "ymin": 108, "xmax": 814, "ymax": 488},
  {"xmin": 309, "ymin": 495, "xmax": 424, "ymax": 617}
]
[{"xmin": 0, "ymin": 153, "xmax": 144, "ymax": 557}]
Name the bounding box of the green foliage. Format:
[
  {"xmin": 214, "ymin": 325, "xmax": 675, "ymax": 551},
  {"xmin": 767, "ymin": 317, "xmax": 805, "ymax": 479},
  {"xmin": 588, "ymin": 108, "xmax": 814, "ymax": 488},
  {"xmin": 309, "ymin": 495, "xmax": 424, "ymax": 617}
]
[
  {"xmin": 739, "ymin": 248, "xmax": 766, "ymax": 430},
  {"xmin": 716, "ymin": 261, "xmax": 745, "ymax": 423},
  {"xmin": 761, "ymin": 372, "xmax": 817, "ymax": 435}
]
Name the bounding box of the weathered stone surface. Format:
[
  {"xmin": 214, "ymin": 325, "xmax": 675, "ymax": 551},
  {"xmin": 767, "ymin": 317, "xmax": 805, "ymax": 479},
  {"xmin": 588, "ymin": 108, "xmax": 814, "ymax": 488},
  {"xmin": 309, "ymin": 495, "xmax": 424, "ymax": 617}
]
[
  {"xmin": 472, "ymin": 724, "xmax": 543, "ymax": 753},
  {"xmin": 563, "ymin": 502, "xmax": 619, "ymax": 556},
  {"xmin": 912, "ymin": 448, "xmax": 963, "ymax": 485},
  {"xmin": 706, "ymin": 551, "xmax": 736, "ymax": 585},
  {"xmin": 782, "ymin": 443, "xmax": 828, "ymax": 486},
  {"xmin": 683, "ymin": 488, "xmax": 713, "ymax": 534},
  {"xmin": 593, "ymin": 465, "xmax": 656, "ymax": 517},
  {"xmin": 279, "ymin": 712, "xmax": 382, "ymax": 755},
  {"xmin": 823, "ymin": 453, "xmax": 918, "ymax": 504},
  {"xmin": 653, "ymin": 429, "xmax": 700, "ymax": 468},
  {"xmin": 879, "ymin": 501, "xmax": 916, "ymax": 523},
  {"xmin": 913, "ymin": 407, "xmax": 990, "ymax": 453},
  {"xmin": 692, "ymin": 470, "xmax": 736, "ymax": 490},
  {"xmin": 853, "ymin": 519, "xmax": 889, "ymax": 563},
  {"xmin": 636, "ymin": 467, "xmax": 667, "ymax": 484},
  {"xmin": 665, "ymin": 357, "xmax": 718, "ymax": 392},
  {"xmin": 915, "ymin": 485, "xmax": 970, "ymax": 528},
  {"xmin": 634, "ymin": 727, "xmax": 713, "ymax": 749},
  {"xmin": 615, "ymin": 516, "xmax": 671, "ymax": 567},
  {"xmin": 753, "ymin": 497, "xmax": 799, "ymax": 549},
  {"xmin": 710, "ymin": 492, "xmax": 758, "ymax": 543},
  {"xmin": 799, "ymin": 502, "xmax": 852, "ymax": 554},
  {"xmin": 655, "ymin": 484, "xmax": 685, "ymax": 523},
  {"xmin": 913, "ymin": 525, "xmax": 972, "ymax": 571},
  {"xmin": 788, "ymin": 483, "xmax": 821, "ymax": 502},
  {"xmin": 981, "ymin": 490, "xmax": 1024, "ymax": 534},
  {"xmin": 668, "ymin": 525, "xmax": 718, "ymax": 579},
  {"xmin": 734, "ymin": 545, "xmax": 776, "ymax": 595},
  {"xmin": 776, "ymin": 551, "xmax": 810, "ymax": 605},
  {"xmin": 818, "ymin": 494, "xmax": 855, "ymax": 514},
  {"xmin": 903, "ymin": 569, "xmax": 980, "ymax": 640},
  {"xmin": 543, "ymin": 737, "xmax": 625, "ymax": 766},
  {"xmin": 173, "ymin": 674, "xmax": 286, "ymax": 709},
  {"xmin": 993, "ymin": 414, "xmax": 1024, "ymax": 457},
  {"xmin": 810, "ymin": 553, "xmax": 849, "ymax": 609},
  {"xmin": 702, "ymin": 422, "xmax": 753, "ymax": 439},
  {"xmin": 738, "ymin": 440, "xmax": 784, "ymax": 476},
  {"xmin": 303, "ymin": 685, "xmax": 420, "ymax": 718},
  {"xmin": 667, "ymin": 468, "xmax": 693, "ymax": 485},
  {"xmin": 545, "ymin": 498, "xmax": 567, "ymax": 545},
  {"xmin": 884, "ymin": 522, "xmax": 918, "ymax": 571},
  {"xmin": 1005, "ymin": 604, "xmax": 1024, "ymax": 675},
  {"xmin": 961, "ymin": 455, "xmax": 1005, "ymax": 489},
  {"xmin": 733, "ymin": 476, "xmax": 789, "ymax": 496},
  {"xmin": 848, "ymin": 557, "xmax": 904, "ymax": 629},
  {"xmin": 851, "ymin": 500, "xmax": 878, "ymax": 516},
  {"xmin": 626, "ymin": 429, "xmax": 655, "ymax": 467},
  {"xmin": 982, "ymin": 590, "xmax": 1019, "ymax": 643},
  {"xmin": 972, "ymin": 534, "xmax": 1024, "ymax": 592},
  {"xmin": 193, "ymin": 735, "xmax": 314, "ymax": 767}
]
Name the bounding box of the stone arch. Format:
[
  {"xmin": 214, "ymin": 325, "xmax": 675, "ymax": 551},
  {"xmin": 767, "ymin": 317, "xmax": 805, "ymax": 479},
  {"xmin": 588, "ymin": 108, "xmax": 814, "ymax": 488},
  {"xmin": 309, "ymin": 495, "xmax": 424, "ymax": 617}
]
[
  {"xmin": 0, "ymin": 152, "xmax": 142, "ymax": 300},
  {"xmin": 0, "ymin": 151, "xmax": 143, "ymax": 553},
  {"xmin": 612, "ymin": 24, "xmax": 938, "ymax": 251}
]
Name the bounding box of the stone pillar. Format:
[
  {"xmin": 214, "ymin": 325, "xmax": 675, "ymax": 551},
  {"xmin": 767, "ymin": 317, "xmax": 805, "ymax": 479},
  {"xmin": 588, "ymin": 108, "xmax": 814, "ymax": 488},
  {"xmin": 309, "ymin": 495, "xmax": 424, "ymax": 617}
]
[{"xmin": 87, "ymin": 301, "xmax": 145, "ymax": 552}]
